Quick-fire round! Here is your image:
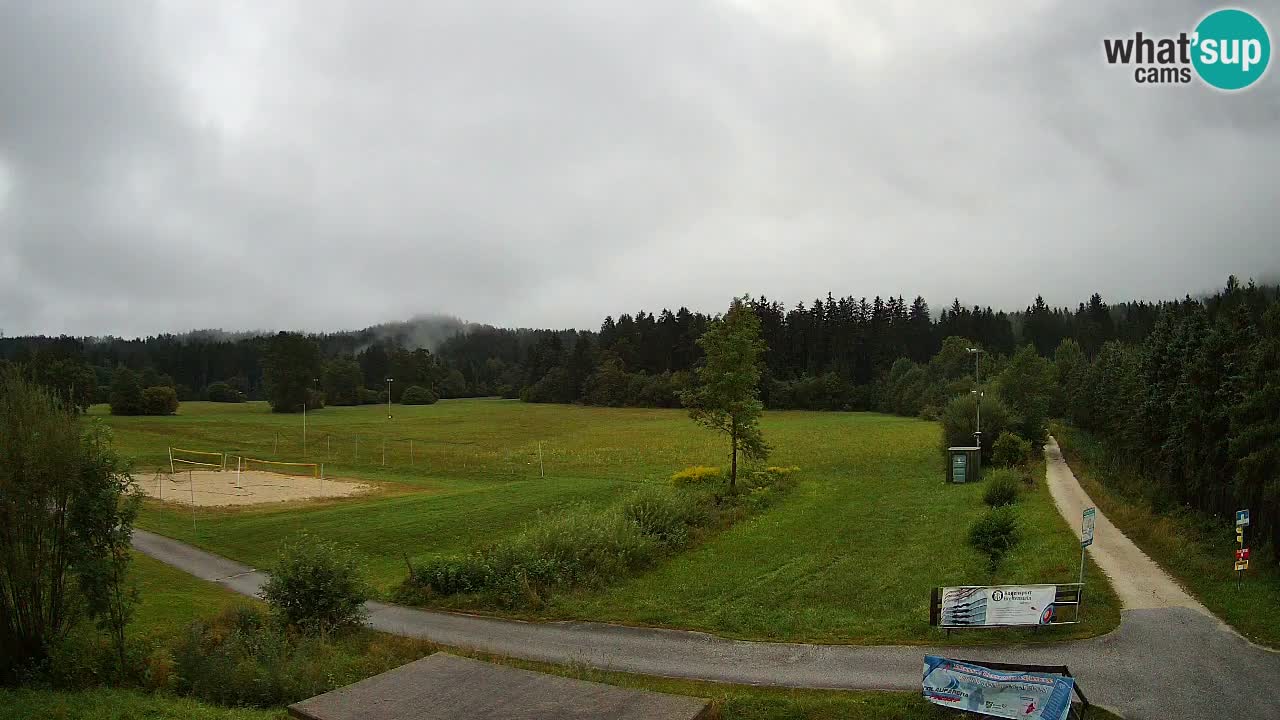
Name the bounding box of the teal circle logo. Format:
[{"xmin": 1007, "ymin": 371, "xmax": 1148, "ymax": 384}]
[{"xmin": 1192, "ymin": 9, "xmax": 1271, "ymax": 90}]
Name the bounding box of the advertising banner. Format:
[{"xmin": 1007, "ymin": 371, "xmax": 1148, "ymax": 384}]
[
  {"xmin": 922, "ymin": 656, "xmax": 1074, "ymax": 720},
  {"xmin": 939, "ymin": 585, "xmax": 1057, "ymax": 627}
]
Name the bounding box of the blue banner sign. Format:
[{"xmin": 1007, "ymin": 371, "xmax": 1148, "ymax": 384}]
[{"xmin": 922, "ymin": 656, "xmax": 1074, "ymax": 720}]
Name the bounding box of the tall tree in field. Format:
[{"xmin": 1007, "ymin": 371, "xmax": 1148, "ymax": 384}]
[
  {"xmin": 681, "ymin": 296, "xmax": 769, "ymax": 490},
  {"xmin": 262, "ymin": 332, "xmax": 322, "ymax": 413}
]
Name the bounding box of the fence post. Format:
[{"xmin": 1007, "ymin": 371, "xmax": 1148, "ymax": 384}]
[
  {"xmin": 410, "ymin": 439, "xmax": 414, "ymax": 466},
  {"xmin": 354, "ymin": 436, "xmax": 358, "ymax": 462},
  {"xmin": 538, "ymin": 441, "xmax": 544, "ymax": 478},
  {"xmin": 274, "ymin": 431, "xmax": 278, "ymax": 455},
  {"xmin": 382, "ymin": 438, "xmax": 386, "ymax": 467}
]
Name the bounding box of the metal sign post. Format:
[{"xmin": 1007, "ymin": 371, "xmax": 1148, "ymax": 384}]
[
  {"xmin": 1078, "ymin": 508, "xmax": 1095, "ymax": 622},
  {"xmin": 1235, "ymin": 509, "xmax": 1249, "ymax": 589}
]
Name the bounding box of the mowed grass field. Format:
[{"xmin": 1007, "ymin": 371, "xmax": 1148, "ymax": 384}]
[{"xmin": 96, "ymin": 400, "xmax": 1120, "ymax": 644}]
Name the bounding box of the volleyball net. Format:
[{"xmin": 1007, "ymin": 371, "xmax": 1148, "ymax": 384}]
[
  {"xmin": 168, "ymin": 447, "xmax": 226, "ymax": 474},
  {"xmin": 225, "ymin": 454, "xmax": 323, "ymax": 479}
]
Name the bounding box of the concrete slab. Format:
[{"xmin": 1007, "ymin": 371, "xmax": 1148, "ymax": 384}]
[{"xmin": 287, "ymin": 653, "xmax": 711, "ymax": 720}]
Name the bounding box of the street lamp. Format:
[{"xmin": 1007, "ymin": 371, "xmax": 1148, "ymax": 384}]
[
  {"xmin": 967, "ymin": 348, "xmax": 983, "ymax": 449},
  {"xmin": 385, "ymin": 377, "xmax": 393, "ymax": 420},
  {"xmin": 304, "ymin": 377, "xmax": 318, "ymax": 456}
]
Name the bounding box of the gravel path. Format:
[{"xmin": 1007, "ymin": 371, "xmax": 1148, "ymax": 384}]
[{"xmin": 132, "ymin": 438, "xmax": 1280, "ymax": 719}]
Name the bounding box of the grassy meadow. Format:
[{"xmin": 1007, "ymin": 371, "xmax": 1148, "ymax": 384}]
[{"xmin": 97, "ymin": 400, "xmax": 1119, "ymax": 644}]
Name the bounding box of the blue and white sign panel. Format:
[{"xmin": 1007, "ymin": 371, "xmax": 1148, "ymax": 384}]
[
  {"xmin": 1081, "ymin": 507, "xmax": 1096, "ymax": 548},
  {"xmin": 1236, "ymin": 509, "xmax": 1250, "ymax": 527},
  {"xmin": 922, "ymin": 656, "xmax": 1074, "ymax": 720}
]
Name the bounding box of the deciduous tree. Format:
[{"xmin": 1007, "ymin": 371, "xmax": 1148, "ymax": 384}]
[{"xmin": 680, "ymin": 296, "xmax": 769, "ymax": 489}]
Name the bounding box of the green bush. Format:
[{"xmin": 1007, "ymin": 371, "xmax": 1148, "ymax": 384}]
[
  {"xmin": 968, "ymin": 508, "xmax": 1020, "ymax": 569},
  {"xmin": 982, "ymin": 469, "xmax": 1022, "ymax": 507},
  {"xmin": 171, "ymin": 605, "xmax": 347, "ymax": 707},
  {"xmin": 109, "ymin": 367, "xmax": 144, "ymax": 416},
  {"xmin": 671, "ymin": 465, "xmax": 722, "ymax": 485},
  {"xmin": 142, "ymin": 386, "xmax": 179, "ymax": 415},
  {"xmin": 359, "ymin": 388, "xmax": 381, "ymax": 405},
  {"xmin": 261, "ymin": 534, "xmax": 370, "ymax": 635},
  {"xmin": 400, "ymin": 385, "xmax": 438, "ymax": 405},
  {"xmin": 621, "ymin": 486, "xmax": 710, "ymax": 548},
  {"xmin": 940, "ymin": 393, "xmax": 1018, "ymax": 464},
  {"xmin": 402, "ymin": 483, "xmax": 746, "ymax": 606},
  {"xmin": 204, "ymin": 381, "xmax": 244, "ymax": 403},
  {"xmin": 991, "ymin": 431, "xmax": 1033, "ymax": 467}
]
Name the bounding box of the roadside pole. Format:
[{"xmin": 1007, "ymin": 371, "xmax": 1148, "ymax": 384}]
[
  {"xmin": 1079, "ymin": 507, "xmax": 1095, "ymax": 622},
  {"xmin": 1235, "ymin": 509, "xmax": 1250, "ymax": 590}
]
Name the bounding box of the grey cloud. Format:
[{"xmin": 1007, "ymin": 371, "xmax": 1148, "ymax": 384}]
[{"xmin": 1, "ymin": 0, "xmax": 1276, "ymax": 338}]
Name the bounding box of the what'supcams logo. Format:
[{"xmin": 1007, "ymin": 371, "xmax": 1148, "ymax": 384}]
[{"xmin": 1103, "ymin": 8, "xmax": 1270, "ymax": 90}]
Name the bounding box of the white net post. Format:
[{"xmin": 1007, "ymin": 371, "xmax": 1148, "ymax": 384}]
[{"xmin": 168, "ymin": 446, "xmax": 175, "ymax": 475}]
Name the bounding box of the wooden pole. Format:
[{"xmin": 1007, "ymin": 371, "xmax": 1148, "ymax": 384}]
[
  {"xmin": 382, "ymin": 438, "xmax": 386, "ymax": 467},
  {"xmin": 189, "ymin": 469, "xmax": 196, "ymax": 536},
  {"xmin": 410, "ymin": 439, "xmax": 414, "ymax": 466},
  {"xmin": 538, "ymin": 441, "xmax": 544, "ymax": 478}
]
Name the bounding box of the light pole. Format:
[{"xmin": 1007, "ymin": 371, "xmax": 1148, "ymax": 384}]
[
  {"xmin": 967, "ymin": 347, "xmax": 983, "ymax": 449},
  {"xmin": 304, "ymin": 377, "xmax": 318, "ymax": 456},
  {"xmin": 385, "ymin": 377, "xmax": 393, "ymax": 420}
]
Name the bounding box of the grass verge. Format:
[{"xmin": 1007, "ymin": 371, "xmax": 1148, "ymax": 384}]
[
  {"xmin": 0, "ymin": 688, "xmax": 285, "ymax": 720},
  {"xmin": 1053, "ymin": 422, "xmax": 1280, "ymax": 648},
  {"xmin": 4, "ymin": 555, "xmax": 1119, "ymax": 720}
]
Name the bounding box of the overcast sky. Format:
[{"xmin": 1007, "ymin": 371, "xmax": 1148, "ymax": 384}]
[{"xmin": 1, "ymin": 1, "xmax": 1276, "ymax": 338}]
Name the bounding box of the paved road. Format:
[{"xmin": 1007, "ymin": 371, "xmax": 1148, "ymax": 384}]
[{"xmin": 133, "ymin": 439, "xmax": 1280, "ymax": 719}]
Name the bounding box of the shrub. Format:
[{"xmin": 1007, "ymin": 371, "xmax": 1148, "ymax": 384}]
[
  {"xmin": 261, "ymin": 534, "xmax": 369, "ymax": 635},
  {"xmin": 359, "ymin": 388, "xmax": 381, "ymax": 404},
  {"xmin": 405, "ymin": 509, "xmax": 661, "ymax": 607},
  {"xmin": 171, "ymin": 605, "xmax": 342, "ymax": 707},
  {"xmin": 306, "ymin": 388, "xmax": 325, "ymax": 410},
  {"xmin": 671, "ymin": 465, "xmax": 722, "ymax": 485},
  {"xmin": 400, "ymin": 385, "xmax": 438, "ymax": 405},
  {"xmin": 968, "ymin": 508, "xmax": 1020, "ymax": 569},
  {"xmin": 404, "ymin": 485, "xmax": 732, "ymax": 606},
  {"xmin": 621, "ymin": 486, "xmax": 710, "ymax": 548},
  {"xmin": 205, "ymin": 381, "xmax": 244, "ymax": 403},
  {"xmin": 109, "ymin": 367, "xmax": 144, "ymax": 416},
  {"xmin": 141, "ymin": 386, "xmax": 179, "ymax": 415},
  {"xmin": 982, "ymin": 469, "xmax": 1022, "ymax": 507},
  {"xmin": 940, "ymin": 393, "xmax": 1018, "ymax": 464},
  {"xmin": 918, "ymin": 404, "xmax": 941, "ymax": 421},
  {"xmin": 992, "ymin": 431, "xmax": 1032, "ymax": 467}
]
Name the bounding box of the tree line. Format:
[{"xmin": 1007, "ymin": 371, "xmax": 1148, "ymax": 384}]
[{"xmin": 0, "ymin": 284, "xmax": 1267, "ymax": 415}]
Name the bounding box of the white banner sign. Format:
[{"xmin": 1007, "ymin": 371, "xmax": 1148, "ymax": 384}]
[{"xmin": 939, "ymin": 585, "xmax": 1057, "ymax": 627}]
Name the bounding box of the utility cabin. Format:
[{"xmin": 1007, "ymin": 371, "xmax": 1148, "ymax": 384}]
[{"xmin": 947, "ymin": 446, "xmax": 981, "ymax": 484}]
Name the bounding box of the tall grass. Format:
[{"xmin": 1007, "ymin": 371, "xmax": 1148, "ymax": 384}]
[{"xmin": 400, "ymin": 471, "xmax": 792, "ymax": 607}]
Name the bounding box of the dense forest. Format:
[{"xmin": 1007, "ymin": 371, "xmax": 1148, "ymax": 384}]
[{"xmin": 3, "ymin": 279, "xmax": 1277, "ymax": 557}]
